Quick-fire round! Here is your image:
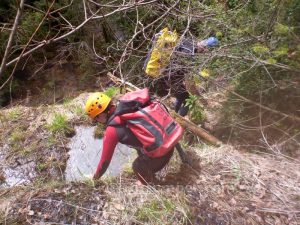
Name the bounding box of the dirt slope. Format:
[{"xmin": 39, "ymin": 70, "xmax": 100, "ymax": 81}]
[{"xmin": 0, "ymin": 94, "xmax": 299, "ymax": 224}]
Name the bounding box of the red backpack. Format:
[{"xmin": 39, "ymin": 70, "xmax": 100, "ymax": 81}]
[{"xmin": 107, "ymin": 88, "xmax": 183, "ymax": 158}]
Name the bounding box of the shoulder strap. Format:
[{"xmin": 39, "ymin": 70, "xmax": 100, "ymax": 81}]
[{"xmin": 106, "ymin": 113, "xmax": 123, "ymax": 128}]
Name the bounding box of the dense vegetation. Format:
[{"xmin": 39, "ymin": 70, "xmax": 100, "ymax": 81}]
[
  {"xmin": 1, "ymin": 0, "xmax": 299, "ymax": 153},
  {"xmin": 0, "ymin": 1, "xmax": 299, "ymax": 224}
]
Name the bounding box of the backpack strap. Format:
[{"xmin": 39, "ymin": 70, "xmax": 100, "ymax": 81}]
[
  {"xmin": 139, "ymin": 102, "xmax": 176, "ymax": 135},
  {"xmin": 138, "ymin": 107, "xmax": 165, "ymax": 132},
  {"xmin": 106, "ymin": 113, "xmax": 123, "ymax": 128}
]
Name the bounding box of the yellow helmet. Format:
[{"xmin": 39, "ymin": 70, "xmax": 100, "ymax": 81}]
[{"xmin": 85, "ymin": 92, "xmax": 111, "ymax": 119}]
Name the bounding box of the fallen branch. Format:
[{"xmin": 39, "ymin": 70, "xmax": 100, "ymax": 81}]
[
  {"xmin": 170, "ymin": 111, "xmax": 222, "ymax": 146},
  {"xmin": 107, "ymin": 72, "xmax": 222, "ymax": 146},
  {"xmin": 0, "ymin": 189, "xmax": 10, "ymax": 198}
]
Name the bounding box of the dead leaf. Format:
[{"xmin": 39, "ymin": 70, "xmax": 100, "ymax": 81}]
[
  {"xmin": 215, "ymin": 175, "xmax": 221, "ymax": 180},
  {"xmin": 211, "ymin": 202, "xmax": 219, "ymax": 209},
  {"xmin": 254, "ymin": 184, "xmax": 261, "ymax": 189},
  {"xmin": 18, "ymin": 208, "xmax": 27, "ymax": 214},
  {"xmin": 200, "ymin": 69, "xmax": 210, "ymax": 77},
  {"xmin": 113, "ymin": 203, "xmax": 125, "ymax": 211},
  {"xmin": 251, "ymin": 195, "xmax": 264, "ymax": 207},
  {"xmin": 230, "ymin": 198, "xmax": 237, "ymax": 206},
  {"xmin": 274, "ymin": 216, "xmax": 281, "ymax": 225},
  {"xmin": 253, "ymin": 169, "xmax": 260, "ymax": 176},
  {"xmin": 44, "ymin": 213, "xmax": 51, "ymax": 220},
  {"xmin": 238, "ymin": 185, "xmax": 247, "ymax": 191},
  {"xmin": 103, "ymin": 211, "xmax": 109, "ymax": 219},
  {"xmin": 242, "ymin": 207, "xmax": 249, "ymax": 213},
  {"xmin": 258, "ymin": 189, "xmax": 266, "ymax": 198},
  {"xmin": 28, "ymin": 210, "xmax": 34, "ymax": 216}
]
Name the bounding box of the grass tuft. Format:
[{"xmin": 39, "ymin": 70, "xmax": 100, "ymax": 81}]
[
  {"xmin": 136, "ymin": 198, "xmax": 175, "ymax": 222},
  {"xmin": 7, "ymin": 109, "xmax": 22, "ymax": 121},
  {"xmin": 47, "ymin": 113, "xmax": 75, "ymax": 137}
]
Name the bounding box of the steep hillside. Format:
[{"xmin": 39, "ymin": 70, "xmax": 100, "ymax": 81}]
[{"xmin": 0, "ymin": 95, "xmax": 299, "ymax": 224}]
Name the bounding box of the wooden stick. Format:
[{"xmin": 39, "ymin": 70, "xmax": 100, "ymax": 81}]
[{"xmin": 171, "ymin": 111, "xmax": 222, "ymax": 146}]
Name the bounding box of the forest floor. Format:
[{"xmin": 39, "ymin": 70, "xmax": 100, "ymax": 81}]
[{"xmin": 0, "ymin": 64, "xmax": 299, "ymax": 224}]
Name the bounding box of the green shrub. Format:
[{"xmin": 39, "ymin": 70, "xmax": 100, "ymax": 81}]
[
  {"xmin": 274, "ymin": 23, "xmax": 290, "ymax": 35},
  {"xmin": 19, "ymin": 11, "xmax": 48, "ymax": 44},
  {"xmin": 252, "ymin": 43, "xmax": 269, "ymax": 55},
  {"xmin": 185, "ymin": 95, "xmax": 205, "ymax": 124},
  {"xmin": 104, "ymin": 87, "xmax": 120, "ymax": 97}
]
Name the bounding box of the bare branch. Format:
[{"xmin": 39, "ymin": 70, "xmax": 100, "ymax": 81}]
[
  {"xmin": 50, "ymin": 0, "xmax": 74, "ymax": 14},
  {"xmin": 1, "ymin": 0, "xmax": 56, "ymax": 90},
  {"xmin": 58, "ymin": 12, "xmax": 74, "ymax": 29},
  {"xmin": 83, "ymin": 0, "xmax": 88, "ymax": 20},
  {"xmin": 92, "ymin": 35, "xmax": 106, "ymax": 61},
  {"xmin": 4, "ymin": 0, "xmax": 157, "ymax": 70},
  {"xmin": 230, "ymin": 91, "xmax": 300, "ymax": 123},
  {"xmin": 115, "ymin": 0, "xmax": 181, "ymax": 79},
  {"xmin": 216, "ymin": 53, "xmax": 300, "ymax": 72},
  {"xmin": 0, "ymin": 0, "xmax": 25, "ymax": 79}
]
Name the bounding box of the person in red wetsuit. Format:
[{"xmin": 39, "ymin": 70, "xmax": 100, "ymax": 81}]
[{"xmin": 85, "ymin": 92, "xmax": 174, "ymax": 184}]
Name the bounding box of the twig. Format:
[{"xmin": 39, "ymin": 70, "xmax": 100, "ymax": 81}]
[
  {"xmin": 255, "ymin": 208, "xmax": 300, "ymax": 214},
  {"xmin": 92, "ymin": 35, "xmax": 106, "ymax": 61},
  {"xmin": 58, "ymin": 12, "xmax": 74, "ymax": 29},
  {"xmin": 216, "ymin": 53, "xmax": 300, "ymax": 72},
  {"xmin": 114, "ymin": 0, "xmax": 181, "ymax": 79},
  {"xmin": 230, "ymin": 91, "xmax": 300, "ymax": 123},
  {"xmin": 82, "ymin": 0, "xmax": 88, "ymax": 20},
  {"xmin": 0, "ymin": 0, "xmax": 56, "ymax": 90},
  {"xmin": 50, "ymin": 0, "xmax": 74, "ymax": 14},
  {"xmin": 0, "ymin": 189, "xmax": 10, "ymax": 197},
  {"xmin": 3, "ymin": 0, "xmax": 156, "ymax": 72},
  {"xmin": 258, "ymin": 91, "xmax": 276, "ymax": 152}
]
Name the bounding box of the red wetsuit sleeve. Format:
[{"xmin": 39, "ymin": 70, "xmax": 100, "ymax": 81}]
[{"xmin": 94, "ymin": 126, "xmax": 119, "ymax": 179}]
